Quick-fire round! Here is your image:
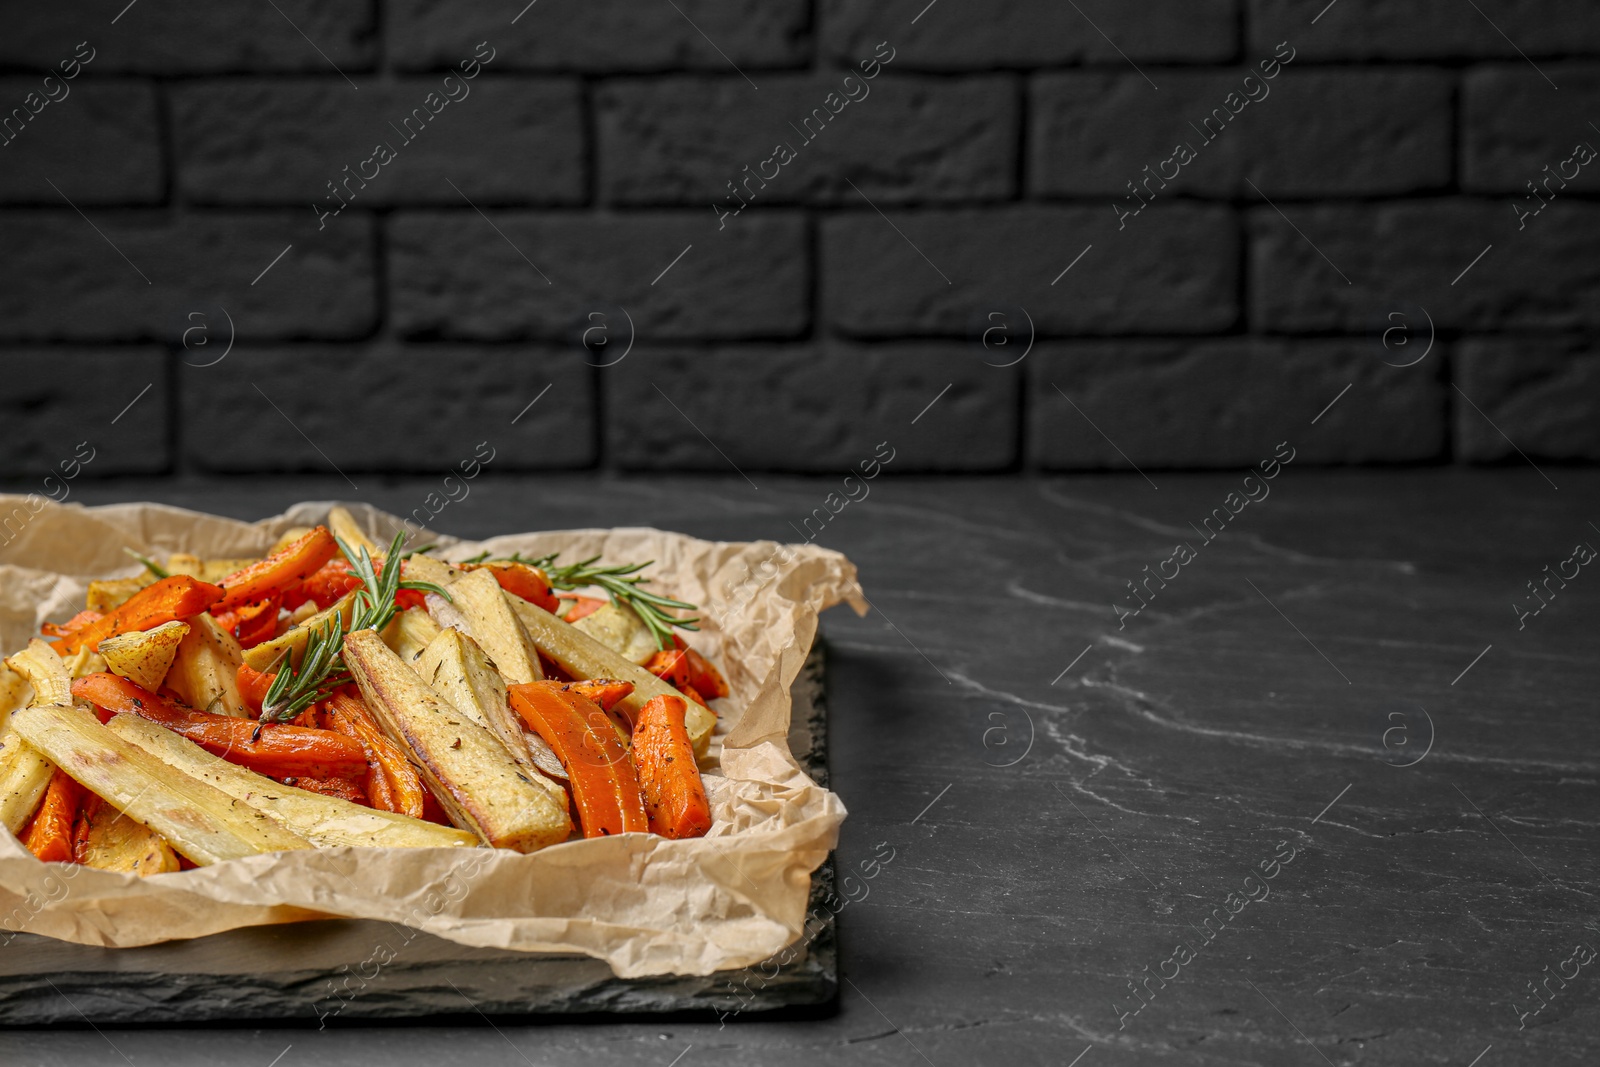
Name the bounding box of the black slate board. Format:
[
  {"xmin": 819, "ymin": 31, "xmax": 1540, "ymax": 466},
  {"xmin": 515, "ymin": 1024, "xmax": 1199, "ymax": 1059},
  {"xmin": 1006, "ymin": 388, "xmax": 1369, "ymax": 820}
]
[{"xmin": 0, "ymin": 646, "xmax": 835, "ymax": 1025}]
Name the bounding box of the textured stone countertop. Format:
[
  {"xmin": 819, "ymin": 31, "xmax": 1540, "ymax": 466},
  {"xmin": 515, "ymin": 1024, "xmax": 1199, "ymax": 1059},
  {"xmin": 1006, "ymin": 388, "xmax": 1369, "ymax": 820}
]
[{"xmin": 9, "ymin": 470, "xmax": 1599, "ymax": 1066}]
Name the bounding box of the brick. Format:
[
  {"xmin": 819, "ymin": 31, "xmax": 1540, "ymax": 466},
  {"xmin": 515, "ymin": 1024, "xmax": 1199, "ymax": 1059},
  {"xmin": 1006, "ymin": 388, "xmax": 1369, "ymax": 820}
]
[
  {"xmin": 606, "ymin": 343, "xmax": 1019, "ymax": 472},
  {"xmin": 180, "ymin": 344, "xmax": 594, "ymax": 473},
  {"xmin": 389, "ymin": 0, "xmax": 808, "ymax": 72},
  {"xmin": 1248, "ymin": 0, "xmax": 1600, "ymax": 60},
  {"xmin": 172, "ymin": 77, "xmax": 584, "ymax": 207},
  {"xmin": 1031, "ymin": 67, "xmax": 1450, "ymax": 198},
  {"xmin": 0, "ymin": 211, "xmax": 376, "ymax": 342},
  {"xmin": 1028, "ymin": 339, "xmax": 1445, "ymax": 469},
  {"xmin": 0, "ymin": 80, "xmax": 162, "ymax": 204},
  {"xmin": 389, "ymin": 212, "xmax": 807, "ymax": 341},
  {"xmin": 1249, "ymin": 201, "xmax": 1600, "ymax": 332},
  {"xmin": 0, "ymin": 5, "xmax": 373, "ymax": 74},
  {"xmin": 598, "ymin": 73, "xmax": 1016, "ymax": 206},
  {"xmin": 1455, "ymin": 337, "xmax": 1600, "ymax": 462},
  {"xmin": 1463, "ymin": 64, "xmax": 1600, "ymax": 194},
  {"xmin": 823, "ymin": 205, "xmax": 1238, "ymax": 337},
  {"xmin": 822, "ymin": 0, "xmax": 1238, "ymax": 68},
  {"xmin": 0, "ymin": 347, "xmax": 169, "ymax": 477}
]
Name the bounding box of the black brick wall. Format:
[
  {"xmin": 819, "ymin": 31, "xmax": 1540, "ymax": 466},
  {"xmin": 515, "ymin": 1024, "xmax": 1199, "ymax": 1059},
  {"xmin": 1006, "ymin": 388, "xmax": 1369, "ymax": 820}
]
[{"xmin": 2, "ymin": 0, "xmax": 1597, "ymax": 478}]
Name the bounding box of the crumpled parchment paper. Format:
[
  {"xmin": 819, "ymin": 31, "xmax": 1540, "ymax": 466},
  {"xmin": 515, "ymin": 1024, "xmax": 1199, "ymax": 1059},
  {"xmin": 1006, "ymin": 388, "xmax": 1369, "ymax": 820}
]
[{"xmin": 0, "ymin": 498, "xmax": 864, "ymax": 978}]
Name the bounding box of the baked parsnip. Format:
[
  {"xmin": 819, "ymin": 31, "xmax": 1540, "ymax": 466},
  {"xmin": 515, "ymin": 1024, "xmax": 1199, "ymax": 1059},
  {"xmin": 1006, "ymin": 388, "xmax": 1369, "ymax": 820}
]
[
  {"xmin": 75, "ymin": 799, "xmax": 181, "ymax": 876},
  {"xmin": 166, "ymin": 613, "xmax": 247, "ymax": 717},
  {"xmin": 0, "ymin": 640, "xmax": 69, "ymax": 833},
  {"xmin": 100, "ymin": 620, "xmax": 190, "ymax": 693},
  {"xmin": 508, "ymin": 600, "xmax": 717, "ymax": 755},
  {"xmin": 327, "ymin": 505, "xmax": 381, "ymax": 555},
  {"xmin": 388, "ymin": 606, "xmax": 442, "ymax": 665},
  {"xmin": 415, "ymin": 627, "xmax": 570, "ymax": 793},
  {"xmin": 242, "ymin": 592, "xmax": 356, "ymax": 672},
  {"xmin": 343, "ymin": 629, "xmax": 571, "ymax": 852},
  {"xmin": 446, "ymin": 569, "xmax": 544, "ymax": 684},
  {"xmin": 107, "ymin": 715, "xmax": 478, "ymax": 850},
  {"xmin": 10, "ymin": 704, "xmax": 310, "ymax": 865},
  {"xmin": 572, "ymin": 601, "xmax": 659, "ymax": 666}
]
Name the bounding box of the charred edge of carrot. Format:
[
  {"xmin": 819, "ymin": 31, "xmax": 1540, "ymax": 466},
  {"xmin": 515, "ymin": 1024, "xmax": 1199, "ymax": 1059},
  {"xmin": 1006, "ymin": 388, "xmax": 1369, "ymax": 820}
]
[
  {"xmin": 24, "ymin": 770, "xmax": 83, "ymax": 864},
  {"xmin": 52, "ymin": 575, "xmax": 224, "ymax": 655},
  {"xmin": 508, "ymin": 683, "xmax": 647, "ymax": 837},
  {"xmin": 632, "ymin": 694, "xmax": 712, "ymax": 839},
  {"xmin": 214, "ymin": 526, "xmax": 340, "ymax": 610},
  {"xmin": 72, "ymin": 672, "xmax": 369, "ymax": 778}
]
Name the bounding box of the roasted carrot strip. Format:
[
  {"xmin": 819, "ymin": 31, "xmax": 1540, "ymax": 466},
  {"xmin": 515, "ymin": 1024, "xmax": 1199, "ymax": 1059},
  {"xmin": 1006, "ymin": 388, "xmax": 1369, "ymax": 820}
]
[
  {"xmin": 668, "ymin": 636, "xmax": 729, "ymax": 698},
  {"xmin": 277, "ymin": 774, "xmax": 369, "ymax": 806},
  {"xmin": 236, "ymin": 663, "xmax": 274, "ymax": 715},
  {"xmin": 561, "ymin": 679, "xmax": 634, "ymax": 712},
  {"xmin": 392, "ymin": 558, "xmax": 442, "ymax": 612},
  {"xmin": 631, "ymin": 694, "xmax": 711, "ymax": 839},
  {"xmin": 419, "ymin": 788, "xmax": 452, "ymax": 826},
  {"xmin": 40, "ymin": 610, "xmax": 103, "ymax": 638},
  {"xmin": 393, "ymin": 587, "xmax": 427, "ymax": 611},
  {"xmin": 362, "ymin": 753, "xmax": 399, "ymax": 812},
  {"xmin": 681, "ymin": 647, "xmax": 729, "ymax": 699},
  {"xmin": 645, "ymin": 650, "xmax": 713, "ymax": 709},
  {"xmin": 281, "ymin": 558, "xmax": 366, "ymax": 612},
  {"xmin": 23, "ymin": 770, "xmax": 83, "ymax": 863},
  {"xmin": 645, "ymin": 649, "xmax": 695, "ymax": 691},
  {"xmin": 71, "ymin": 794, "xmax": 100, "ymax": 860},
  {"xmin": 214, "ymin": 526, "xmax": 340, "ymax": 611},
  {"xmin": 463, "ymin": 561, "xmax": 560, "ymax": 613},
  {"xmin": 562, "ymin": 596, "xmax": 607, "ymax": 623},
  {"xmin": 324, "ymin": 689, "xmax": 427, "ymax": 819},
  {"xmin": 508, "ymin": 682, "xmax": 647, "ymax": 837},
  {"xmin": 239, "ymin": 598, "xmax": 282, "ymax": 647},
  {"xmin": 52, "ymin": 575, "xmax": 223, "ymax": 655},
  {"xmin": 73, "ymin": 673, "xmax": 368, "ymax": 779},
  {"xmin": 213, "ymin": 595, "xmax": 281, "ymax": 648}
]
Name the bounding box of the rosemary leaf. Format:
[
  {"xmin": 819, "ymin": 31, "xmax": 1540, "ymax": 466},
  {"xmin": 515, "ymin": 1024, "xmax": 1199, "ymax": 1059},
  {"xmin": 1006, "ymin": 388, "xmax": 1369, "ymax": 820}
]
[
  {"xmin": 122, "ymin": 547, "xmax": 169, "ymax": 579},
  {"xmin": 258, "ymin": 531, "xmax": 451, "ymax": 724},
  {"xmin": 474, "ymin": 551, "xmax": 698, "ymax": 650}
]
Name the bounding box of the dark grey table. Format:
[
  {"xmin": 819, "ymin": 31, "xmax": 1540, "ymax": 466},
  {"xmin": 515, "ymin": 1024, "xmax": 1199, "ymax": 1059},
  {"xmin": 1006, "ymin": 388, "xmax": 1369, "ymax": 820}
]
[{"xmin": 7, "ymin": 470, "xmax": 1598, "ymax": 1066}]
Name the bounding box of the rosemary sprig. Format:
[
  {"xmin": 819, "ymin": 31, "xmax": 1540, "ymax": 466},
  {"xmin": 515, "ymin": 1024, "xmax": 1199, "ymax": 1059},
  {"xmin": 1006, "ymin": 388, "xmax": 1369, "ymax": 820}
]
[
  {"xmin": 122, "ymin": 547, "xmax": 168, "ymax": 579},
  {"xmin": 464, "ymin": 550, "xmax": 699, "ymax": 650},
  {"xmin": 258, "ymin": 532, "xmax": 451, "ymax": 725}
]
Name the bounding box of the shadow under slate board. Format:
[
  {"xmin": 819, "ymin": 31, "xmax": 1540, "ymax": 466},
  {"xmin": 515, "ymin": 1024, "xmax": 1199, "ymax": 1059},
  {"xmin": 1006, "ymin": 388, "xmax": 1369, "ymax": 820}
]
[{"xmin": 0, "ymin": 646, "xmax": 836, "ymax": 1025}]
